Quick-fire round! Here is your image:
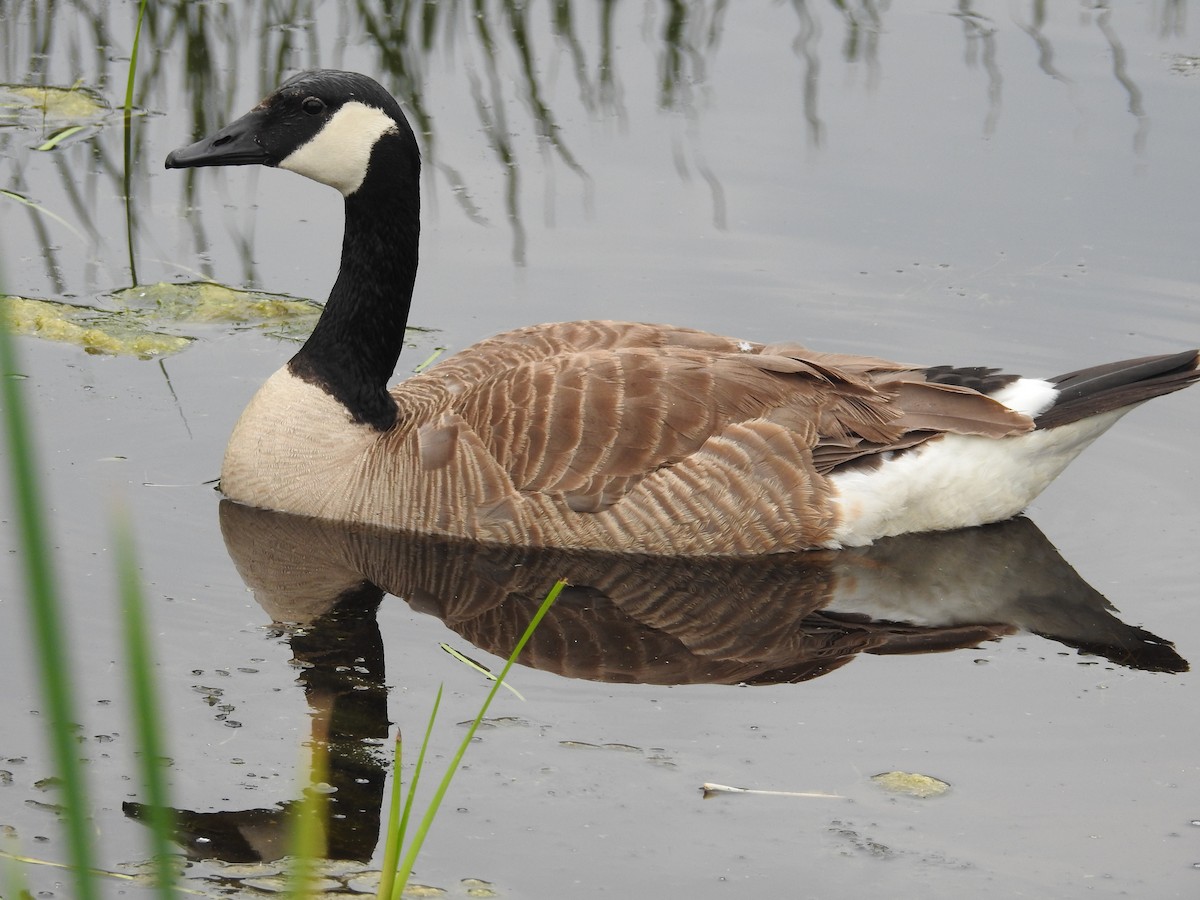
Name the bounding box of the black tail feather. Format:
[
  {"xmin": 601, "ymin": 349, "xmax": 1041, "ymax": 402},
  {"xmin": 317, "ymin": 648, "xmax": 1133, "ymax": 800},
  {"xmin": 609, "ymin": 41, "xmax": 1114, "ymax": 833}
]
[{"xmin": 1037, "ymin": 349, "xmax": 1199, "ymax": 429}]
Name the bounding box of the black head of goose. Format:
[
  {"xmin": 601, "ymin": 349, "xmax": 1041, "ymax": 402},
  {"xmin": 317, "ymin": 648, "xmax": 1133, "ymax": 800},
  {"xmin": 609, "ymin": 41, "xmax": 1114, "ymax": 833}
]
[{"xmin": 166, "ymin": 69, "xmax": 1199, "ymax": 557}]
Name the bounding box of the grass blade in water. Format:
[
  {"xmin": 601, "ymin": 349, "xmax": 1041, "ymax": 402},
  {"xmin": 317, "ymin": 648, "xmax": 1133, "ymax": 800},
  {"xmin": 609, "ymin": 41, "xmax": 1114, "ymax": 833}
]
[
  {"xmin": 0, "ymin": 298, "xmax": 99, "ymax": 900},
  {"xmin": 388, "ymin": 579, "xmax": 566, "ymax": 895},
  {"xmin": 377, "ymin": 686, "xmax": 442, "ymax": 900}
]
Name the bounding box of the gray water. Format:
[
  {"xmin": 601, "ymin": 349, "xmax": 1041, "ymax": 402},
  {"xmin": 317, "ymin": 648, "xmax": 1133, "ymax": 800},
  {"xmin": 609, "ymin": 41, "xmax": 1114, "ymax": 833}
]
[{"xmin": 2, "ymin": 2, "xmax": 1199, "ymax": 897}]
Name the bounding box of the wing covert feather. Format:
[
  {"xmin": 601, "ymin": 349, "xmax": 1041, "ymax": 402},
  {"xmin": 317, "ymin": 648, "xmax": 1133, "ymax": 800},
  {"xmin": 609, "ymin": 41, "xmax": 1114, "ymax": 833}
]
[{"xmin": 409, "ymin": 330, "xmax": 1042, "ymax": 516}]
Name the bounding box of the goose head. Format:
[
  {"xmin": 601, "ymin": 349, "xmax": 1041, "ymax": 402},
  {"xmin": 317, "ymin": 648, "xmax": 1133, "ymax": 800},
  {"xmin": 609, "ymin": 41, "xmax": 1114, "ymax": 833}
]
[
  {"xmin": 165, "ymin": 69, "xmax": 418, "ymax": 197},
  {"xmin": 166, "ymin": 71, "xmax": 423, "ymax": 432}
]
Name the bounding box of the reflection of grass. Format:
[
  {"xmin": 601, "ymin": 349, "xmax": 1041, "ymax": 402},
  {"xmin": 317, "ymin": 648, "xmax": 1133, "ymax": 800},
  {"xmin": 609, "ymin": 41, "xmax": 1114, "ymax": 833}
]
[{"xmin": 3, "ymin": 1, "xmax": 1164, "ymax": 288}]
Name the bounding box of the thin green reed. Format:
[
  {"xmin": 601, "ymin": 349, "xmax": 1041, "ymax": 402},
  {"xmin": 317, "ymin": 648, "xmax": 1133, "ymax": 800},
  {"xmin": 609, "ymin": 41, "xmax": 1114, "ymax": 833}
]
[
  {"xmin": 0, "ymin": 311, "xmax": 98, "ymax": 900},
  {"xmin": 383, "ymin": 579, "xmax": 567, "ymax": 899},
  {"xmin": 116, "ymin": 3, "xmax": 179, "ymax": 895},
  {"xmin": 122, "ymin": 0, "xmax": 149, "ymax": 285},
  {"xmin": 376, "ymin": 685, "xmax": 442, "ymax": 900}
]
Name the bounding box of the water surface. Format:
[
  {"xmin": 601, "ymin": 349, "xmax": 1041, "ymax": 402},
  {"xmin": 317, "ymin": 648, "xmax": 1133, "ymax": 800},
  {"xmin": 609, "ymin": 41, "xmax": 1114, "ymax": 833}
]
[{"xmin": 1, "ymin": 3, "xmax": 1198, "ymax": 897}]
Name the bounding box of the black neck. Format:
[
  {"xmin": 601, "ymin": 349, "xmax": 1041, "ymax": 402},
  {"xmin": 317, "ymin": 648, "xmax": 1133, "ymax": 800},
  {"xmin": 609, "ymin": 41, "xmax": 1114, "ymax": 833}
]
[{"xmin": 288, "ymin": 133, "xmax": 420, "ymax": 431}]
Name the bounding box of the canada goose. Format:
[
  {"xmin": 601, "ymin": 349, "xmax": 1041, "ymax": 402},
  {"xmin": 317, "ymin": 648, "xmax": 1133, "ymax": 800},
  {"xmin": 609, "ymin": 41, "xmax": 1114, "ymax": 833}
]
[{"xmin": 165, "ymin": 70, "xmax": 1199, "ymax": 556}]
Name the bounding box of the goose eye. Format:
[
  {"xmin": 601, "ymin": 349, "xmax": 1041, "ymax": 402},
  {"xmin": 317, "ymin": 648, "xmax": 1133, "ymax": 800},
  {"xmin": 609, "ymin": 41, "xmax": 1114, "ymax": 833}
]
[{"xmin": 301, "ymin": 96, "xmax": 326, "ymax": 115}]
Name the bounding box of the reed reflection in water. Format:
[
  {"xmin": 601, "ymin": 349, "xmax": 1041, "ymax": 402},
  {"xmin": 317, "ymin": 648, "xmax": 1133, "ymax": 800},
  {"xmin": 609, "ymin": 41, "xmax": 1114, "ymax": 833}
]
[{"xmin": 1, "ymin": 0, "xmax": 1181, "ymax": 293}]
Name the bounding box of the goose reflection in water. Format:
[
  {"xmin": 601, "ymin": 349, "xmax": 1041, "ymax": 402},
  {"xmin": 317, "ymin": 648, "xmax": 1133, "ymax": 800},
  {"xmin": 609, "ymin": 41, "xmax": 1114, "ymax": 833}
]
[{"xmin": 125, "ymin": 502, "xmax": 1184, "ymax": 865}]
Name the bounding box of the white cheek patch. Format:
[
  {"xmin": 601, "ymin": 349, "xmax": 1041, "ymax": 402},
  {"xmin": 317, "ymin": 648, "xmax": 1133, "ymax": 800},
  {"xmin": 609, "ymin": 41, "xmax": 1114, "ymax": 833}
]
[{"xmin": 279, "ymin": 101, "xmax": 397, "ymax": 196}]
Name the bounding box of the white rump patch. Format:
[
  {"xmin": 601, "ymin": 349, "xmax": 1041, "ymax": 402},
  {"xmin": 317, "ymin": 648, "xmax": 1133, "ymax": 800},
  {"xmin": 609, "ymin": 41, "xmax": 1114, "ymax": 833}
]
[
  {"xmin": 827, "ymin": 408, "xmax": 1129, "ymax": 546},
  {"xmin": 279, "ymin": 101, "xmax": 397, "ymax": 196},
  {"xmin": 989, "ymin": 377, "xmax": 1058, "ymax": 417}
]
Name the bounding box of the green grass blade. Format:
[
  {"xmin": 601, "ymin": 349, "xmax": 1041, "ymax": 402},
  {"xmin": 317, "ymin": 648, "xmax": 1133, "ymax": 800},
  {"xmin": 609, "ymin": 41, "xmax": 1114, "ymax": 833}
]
[
  {"xmin": 0, "ymin": 299, "xmax": 98, "ymax": 900},
  {"xmin": 379, "ymin": 684, "xmax": 442, "ymax": 900},
  {"xmin": 375, "ymin": 730, "xmax": 405, "ymax": 900},
  {"xmin": 123, "ymin": 0, "xmax": 148, "ymax": 115},
  {"xmin": 392, "ymin": 685, "xmax": 442, "ymax": 891},
  {"xmin": 113, "ymin": 505, "xmax": 177, "ymax": 899},
  {"xmin": 390, "ymin": 580, "xmax": 566, "ymax": 892}
]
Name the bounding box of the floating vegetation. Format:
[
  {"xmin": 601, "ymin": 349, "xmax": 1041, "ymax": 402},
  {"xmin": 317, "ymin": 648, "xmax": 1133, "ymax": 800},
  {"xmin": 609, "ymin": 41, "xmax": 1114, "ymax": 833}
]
[
  {"xmin": 0, "ymin": 82, "xmax": 117, "ymax": 150},
  {"xmin": 5, "ymin": 282, "xmax": 439, "ymax": 360},
  {"xmin": 871, "ymin": 771, "xmax": 951, "ymax": 799},
  {"xmin": 3, "ymin": 296, "xmax": 193, "ymax": 359},
  {"xmin": 110, "ymin": 280, "xmax": 323, "ymax": 341},
  {"xmin": 2, "ymin": 83, "xmax": 111, "ymax": 120}
]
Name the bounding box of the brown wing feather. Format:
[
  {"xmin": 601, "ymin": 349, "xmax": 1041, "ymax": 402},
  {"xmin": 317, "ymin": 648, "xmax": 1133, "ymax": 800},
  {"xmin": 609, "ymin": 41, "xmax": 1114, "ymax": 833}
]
[
  {"xmin": 417, "ymin": 322, "xmax": 1037, "ymax": 515},
  {"xmin": 451, "ymin": 349, "xmax": 800, "ymax": 502},
  {"xmin": 440, "ymin": 345, "xmax": 896, "ymax": 513}
]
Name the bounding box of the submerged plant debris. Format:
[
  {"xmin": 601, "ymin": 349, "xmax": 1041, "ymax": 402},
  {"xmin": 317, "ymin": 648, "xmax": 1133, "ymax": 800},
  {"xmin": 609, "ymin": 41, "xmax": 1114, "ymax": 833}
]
[
  {"xmin": 700, "ymin": 782, "xmax": 843, "ymax": 800},
  {"xmin": 871, "ymin": 771, "xmax": 951, "ymax": 799}
]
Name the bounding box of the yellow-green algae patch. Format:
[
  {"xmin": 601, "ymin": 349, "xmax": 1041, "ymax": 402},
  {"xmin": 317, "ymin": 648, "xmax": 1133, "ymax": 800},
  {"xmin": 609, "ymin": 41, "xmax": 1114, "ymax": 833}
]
[
  {"xmin": 1, "ymin": 83, "xmax": 111, "ymax": 121},
  {"xmin": 871, "ymin": 771, "xmax": 951, "ymax": 799},
  {"xmin": 4, "ymin": 296, "xmax": 192, "ymax": 359},
  {"xmin": 111, "ymin": 281, "xmax": 323, "ymax": 339},
  {"xmin": 1, "ymin": 82, "xmax": 117, "ymax": 151},
  {"xmin": 6, "ymin": 282, "xmax": 437, "ymax": 360}
]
